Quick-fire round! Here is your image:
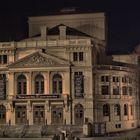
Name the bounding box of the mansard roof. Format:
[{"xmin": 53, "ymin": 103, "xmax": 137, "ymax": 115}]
[{"xmin": 32, "ymin": 24, "xmax": 91, "ymax": 38}]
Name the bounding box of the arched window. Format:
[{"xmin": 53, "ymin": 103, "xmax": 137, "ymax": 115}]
[
  {"xmin": 35, "ymin": 75, "xmax": 44, "ymax": 94},
  {"xmin": 124, "ymin": 104, "xmax": 128, "ymax": 116},
  {"xmin": 103, "ymin": 104, "xmax": 110, "ymax": 116},
  {"xmin": 17, "ymin": 75, "xmax": 26, "ymax": 95},
  {"xmin": 52, "ymin": 74, "xmax": 62, "ymax": 94},
  {"xmin": 114, "ymin": 104, "xmax": 120, "ymax": 116},
  {"xmin": 74, "ymin": 104, "xmax": 84, "ymax": 125}
]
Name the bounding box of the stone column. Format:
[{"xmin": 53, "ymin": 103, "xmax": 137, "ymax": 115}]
[
  {"xmin": 26, "ymin": 73, "xmax": 32, "ymax": 95},
  {"xmin": 8, "ymin": 72, "xmax": 14, "ymax": 99},
  {"xmin": 27, "ymin": 100, "xmax": 33, "ymax": 125},
  {"xmin": 45, "ymin": 101, "xmax": 51, "ymax": 124},
  {"xmin": 43, "ymin": 72, "xmax": 49, "ymax": 94}
]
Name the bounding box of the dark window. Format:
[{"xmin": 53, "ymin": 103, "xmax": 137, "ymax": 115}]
[
  {"xmin": 73, "ymin": 52, "xmax": 84, "ymax": 61},
  {"xmin": 52, "ymin": 74, "xmax": 62, "ymax": 94},
  {"xmin": 115, "ymin": 124, "xmax": 121, "ymax": 128},
  {"xmin": 74, "ymin": 104, "xmax": 84, "ymax": 125},
  {"xmin": 101, "ymin": 76, "xmax": 109, "ymax": 82},
  {"xmin": 122, "ymin": 86, "xmax": 127, "ymax": 95},
  {"xmin": 129, "ymin": 87, "xmax": 132, "ymax": 96},
  {"xmin": 35, "ymin": 75, "xmax": 44, "ymax": 94},
  {"xmin": 3, "ymin": 55, "xmax": 7, "ymax": 64},
  {"xmin": 113, "ymin": 86, "xmax": 119, "ymax": 95},
  {"xmin": 113, "ymin": 76, "xmax": 119, "ymax": 82},
  {"xmin": 0, "ymin": 55, "xmax": 7, "ymax": 64},
  {"xmin": 103, "ymin": 104, "xmax": 110, "ymax": 116},
  {"xmin": 79, "ymin": 52, "xmax": 83, "ymax": 61},
  {"xmin": 73, "ymin": 52, "xmax": 78, "ymax": 61},
  {"xmin": 130, "ymin": 105, "xmax": 133, "ymax": 115},
  {"xmin": 122, "ymin": 77, "xmax": 127, "ymax": 83},
  {"xmin": 17, "ymin": 75, "xmax": 26, "ymax": 95},
  {"xmin": 101, "ymin": 85, "xmax": 109, "ymax": 95},
  {"xmin": 124, "ymin": 104, "xmax": 128, "ymax": 116},
  {"xmin": 114, "ymin": 104, "xmax": 120, "ymax": 116}
]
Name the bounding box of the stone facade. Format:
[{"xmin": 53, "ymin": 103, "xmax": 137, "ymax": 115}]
[{"xmin": 0, "ymin": 11, "xmax": 139, "ymax": 134}]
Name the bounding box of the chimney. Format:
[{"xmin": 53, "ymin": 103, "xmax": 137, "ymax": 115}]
[
  {"xmin": 40, "ymin": 25, "xmax": 47, "ymax": 39},
  {"xmin": 59, "ymin": 25, "xmax": 66, "ymax": 39}
]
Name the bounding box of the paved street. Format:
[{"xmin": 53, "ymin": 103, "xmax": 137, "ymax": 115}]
[{"xmin": 0, "ymin": 128, "xmax": 139, "ymax": 140}]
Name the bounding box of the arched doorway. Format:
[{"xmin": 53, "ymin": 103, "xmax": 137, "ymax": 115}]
[
  {"xmin": 33, "ymin": 105, "xmax": 45, "ymax": 124},
  {"xmin": 51, "ymin": 105, "xmax": 63, "ymax": 124},
  {"xmin": 0, "ymin": 105, "xmax": 6, "ymax": 124},
  {"xmin": 74, "ymin": 104, "xmax": 84, "ymax": 125},
  {"xmin": 15, "ymin": 106, "xmax": 27, "ymax": 124},
  {"xmin": 52, "ymin": 74, "xmax": 62, "ymax": 94},
  {"xmin": 35, "ymin": 75, "xmax": 44, "ymax": 94},
  {"xmin": 17, "ymin": 75, "xmax": 27, "ymax": 95}
]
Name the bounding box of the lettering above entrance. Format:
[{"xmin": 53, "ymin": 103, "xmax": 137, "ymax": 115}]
[{"xmin": 16, "ymin": 94, "xmax": 61, "ymax": 99}]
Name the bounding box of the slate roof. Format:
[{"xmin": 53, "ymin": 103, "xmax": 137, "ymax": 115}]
[{"xmin": 31, "ymin": 24, "xmax": 91, "ymax": 38}]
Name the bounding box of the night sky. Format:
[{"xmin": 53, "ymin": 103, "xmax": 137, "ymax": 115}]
[{"xmin": 0, "ymin": 0, "xmax": 140, "ymax": 54}]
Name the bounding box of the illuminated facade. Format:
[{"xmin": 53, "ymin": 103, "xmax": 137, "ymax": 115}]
[{"xmin": 0, "ymin": 11, "xmax": 139, "ymax": 134}]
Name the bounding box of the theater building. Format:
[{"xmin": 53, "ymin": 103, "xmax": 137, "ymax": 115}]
[{"xmin": 0, "ymin": 11, "xmax": 139, "ymax": 134}]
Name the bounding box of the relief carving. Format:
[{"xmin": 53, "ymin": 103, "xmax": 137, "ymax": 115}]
[{"xmin": 21, "ymin": 54, "xmax": 57, "ymax": 67}]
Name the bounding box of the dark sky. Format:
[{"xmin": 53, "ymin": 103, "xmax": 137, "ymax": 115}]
[{"xmin": 0, "ymin": 0, "xmax": 140, "ymax": 54}]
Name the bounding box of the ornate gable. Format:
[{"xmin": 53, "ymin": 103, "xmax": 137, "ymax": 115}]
[{"xmin": 8, "ymin": 52, "xmax": 70, "ymax": 68}]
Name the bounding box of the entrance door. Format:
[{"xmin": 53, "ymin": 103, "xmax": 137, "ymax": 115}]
[
  {"xmin": 51, "ymin": 105, "xmax": 63, "ymax": 124},
  {"xmin": 15, "ymin": 106, "xmax": 27, "ymax": 124},
  {"xmin": 0, "ymin": 105, "xmax": 6, "ymax": 124},
  {"xmin": 33, "ymin": 105, "xmax": 45, "ymax": 124}
]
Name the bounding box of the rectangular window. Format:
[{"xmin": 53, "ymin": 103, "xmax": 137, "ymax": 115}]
[
  {"xmin": 130, "ymin": 105, "xmax": 133, "ymax": 115},
  {"xmin": 73, "ymin": 52, "xmax": 78, "ymax": 61},
  {"xmin": 101, "ymin": 76, "xmax": 109, "ymax": 82},
  {"xmin": 113, "ymin": 76, "xmax": 119, "ymax": 82},
  {"xmin": 122, "ymin": 86, "xmax": 127, "ymax": 95},
  {"xmin": 122, "ymin": 77, "xmax": 127, "ymax": 83},
  {"xmin": 101, "ymin": 85, "xmax": 109, "ymax": 95},
  {"xmin": 0, "ymin": 55, "xmax": 7, "ymax": 64},
  {"xmin": 113, "ymin": 86, "xmax": 119, "ymax": 95},
  {"xmin": 73, "ymin": 52, "xmax": 84, "ymax": 62},
  {"xmin": 79, "ymin": 52, "xmax": 83, "ymax": 61},
  {"xmin": 3, "ymin": 55, "xmax": 7, "ymax": 64},
  {"xmin": 129, "ymin": 87, "xmax": 132, "ymax": 96}
]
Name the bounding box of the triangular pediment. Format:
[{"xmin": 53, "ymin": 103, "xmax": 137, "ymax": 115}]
[{"xmin": 8, "ymin": 51, "xmax": 70, "ymax": 68}]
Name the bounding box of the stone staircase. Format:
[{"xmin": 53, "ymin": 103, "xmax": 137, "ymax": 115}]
[
  {"xmin": 3, "ymin": 125, "xmax": 24, "ymax": 137},
  {"xmin": 24, "ymin": 125, "xmax": 42, "ymax": 138},
  {"xmin": 46, "ymin": 125, "xmax": 83, "ymax": 136}
]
